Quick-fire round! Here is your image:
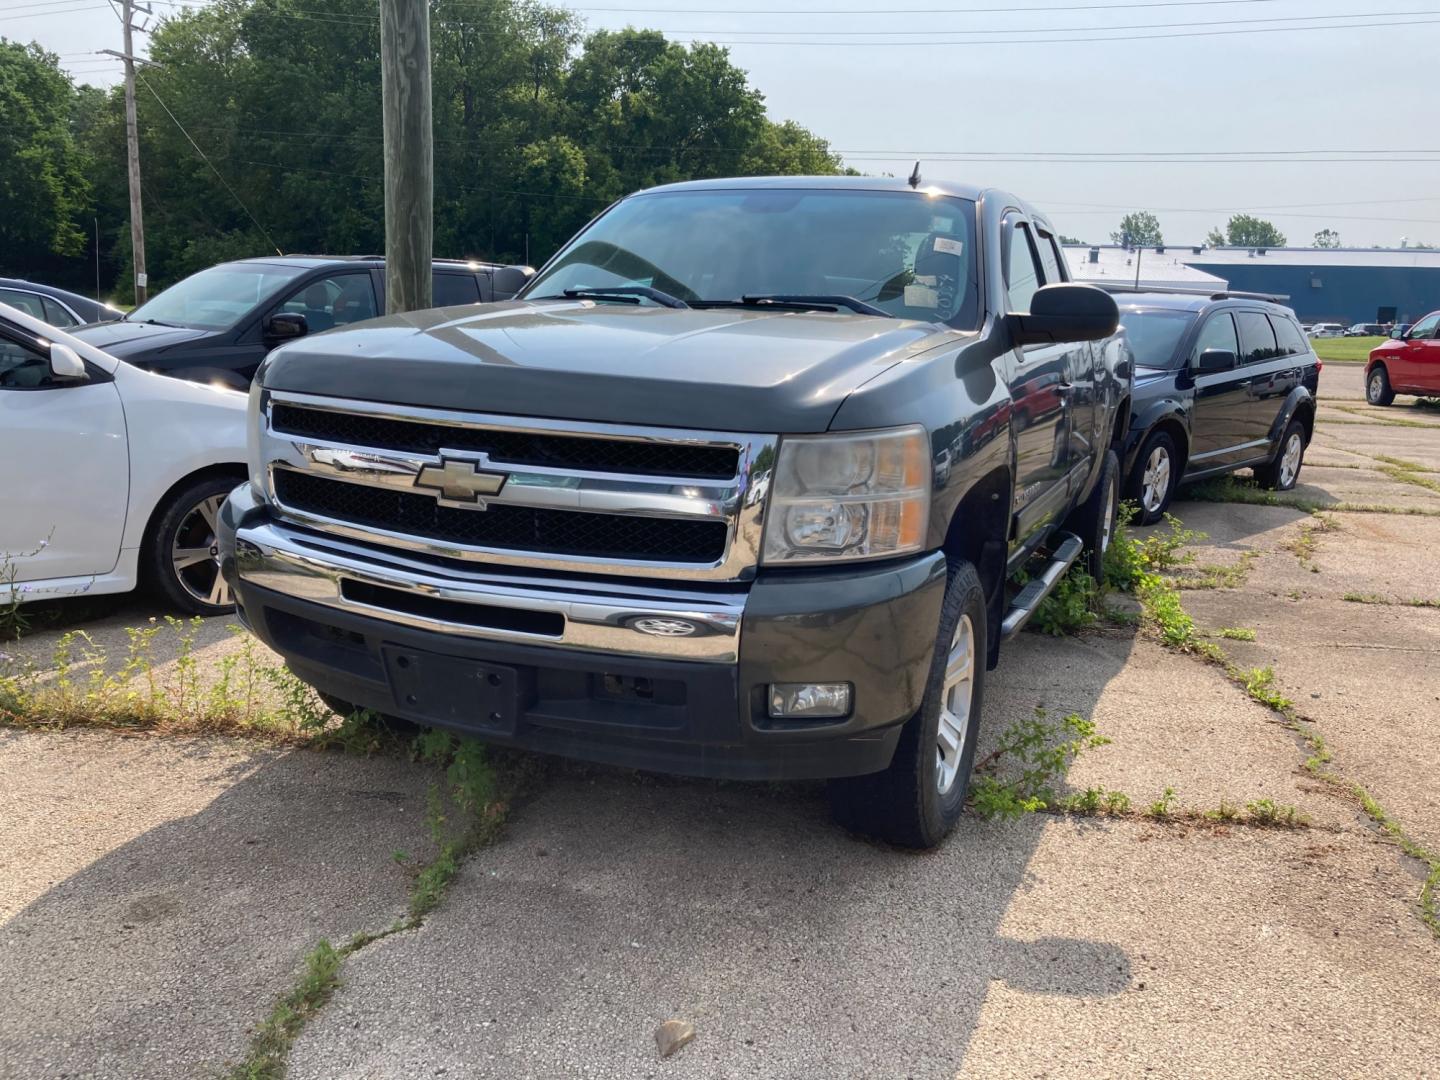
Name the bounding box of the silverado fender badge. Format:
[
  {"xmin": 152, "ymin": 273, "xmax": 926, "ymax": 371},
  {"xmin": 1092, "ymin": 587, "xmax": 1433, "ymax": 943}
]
[
  {"xmin": 414, "ymin": 458, "xmax": 508, "ymax": 505},
  {"xmin": 632, "ymin": 617, "xmax": 701, "ymax": 638}
]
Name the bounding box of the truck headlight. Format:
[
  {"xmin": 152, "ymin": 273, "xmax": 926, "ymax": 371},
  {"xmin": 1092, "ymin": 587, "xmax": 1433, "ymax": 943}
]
[{"xmin": 761, "ymin": 426, "xmax": 930, "ymax": 565}]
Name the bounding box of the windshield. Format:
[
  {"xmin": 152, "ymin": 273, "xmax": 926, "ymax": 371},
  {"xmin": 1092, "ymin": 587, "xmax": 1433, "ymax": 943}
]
[
  {"xmin": 525, "ymin": 188, "xmax": 980, "ymax": 327},
  {"xmin": 1118, "ymin": 308, "xmax": 1197, "ymax": 369},
  {"xmin": 128, "ymin": 263, "xmax": 308, "ymax": 331}
]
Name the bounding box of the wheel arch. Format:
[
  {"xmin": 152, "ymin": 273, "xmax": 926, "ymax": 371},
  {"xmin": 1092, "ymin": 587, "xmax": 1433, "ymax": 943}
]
[
  {"xmin": 941, "ymin": 465, "xmax": 1011, "ymax": 669},
  {"xmin": 1133, "ymin": 412, "xmax": 1191, "ymax": 485},
  {"xmin": 139, "ymin": 463, "xmax": 249, "ymax": 563}
]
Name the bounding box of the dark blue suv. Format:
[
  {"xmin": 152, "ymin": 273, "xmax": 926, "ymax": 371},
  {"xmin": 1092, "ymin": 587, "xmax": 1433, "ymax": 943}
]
[
  {"xmin": 72, "ymin": 255, "xmax": 532, "ymax": 390},
  {"xmin": 1111, "ymin": 289, "xmax": 1320, "ymax": 523}
]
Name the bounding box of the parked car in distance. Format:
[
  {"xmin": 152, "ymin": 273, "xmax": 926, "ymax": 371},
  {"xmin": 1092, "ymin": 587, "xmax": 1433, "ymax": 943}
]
[
  {"xmin": 1346, "ymin": 323, "xmax": 1386, "ymax": 337},
  {"xmin": 69, "ymin": 256, "xmax": 534, "ymax": 390},
  {"xmin": 0, "ymin": 301, "xmax": 246, "ymax": 615},
  {"xmin": 1308, "ymin": 323, "xmax": 1344, "ymax": 339},
  {"xmin": 1113, "ymin": 291, "xmax": 1320, "ymax": 524},
  {"xmin": 1390, "ymin": 323, "xmax": 1413, "ymax": 339},
  {"xmin": 1365, "ymin": 310, "xmax": 1440, "ymax": 405},
  {"xmin": 221, "ymin": 176, "xmax": 1130, "ymax": 849},
  {"xmin": 0, "ymin": 278, "xmax": 122, "ymax": 328}
]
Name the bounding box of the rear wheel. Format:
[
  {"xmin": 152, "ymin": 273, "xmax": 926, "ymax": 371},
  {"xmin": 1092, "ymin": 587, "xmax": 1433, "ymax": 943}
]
[
  {"xmin": 1128, "ymin": 430, "xmax": 1179, "ymax": 526},
  {"xmin": 1255, "ymin": 418, "xmax": 1306, "ymax": 491},
  {"xmin": 1367, "ymin": 365, "xmax": 1395, "ymax": 406},
  {"xmin": 145, "ymin": 474, "xmax": 240, "ymax": 616},
  {"xmin": 828, "ymin": 560, "xmax": 986, "ymax": 849}
]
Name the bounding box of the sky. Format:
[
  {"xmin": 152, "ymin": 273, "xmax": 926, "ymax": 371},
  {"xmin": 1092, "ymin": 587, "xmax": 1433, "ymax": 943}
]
[{"xmin": 7, "ymin": 0, "xmax": 1440, "ymax": 248}]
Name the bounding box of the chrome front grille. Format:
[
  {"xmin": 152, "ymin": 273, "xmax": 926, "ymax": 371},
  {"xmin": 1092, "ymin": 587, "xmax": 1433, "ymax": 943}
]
[{"xmin": 258, "ymin": 391, "xmax": 776, "ymax": 581}]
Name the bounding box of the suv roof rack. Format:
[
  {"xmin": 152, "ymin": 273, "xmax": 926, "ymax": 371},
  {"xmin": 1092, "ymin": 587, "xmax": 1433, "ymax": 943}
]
[{"xmin": 1092, "ymin": 283, "xmax": 1290, "ymax": 303}]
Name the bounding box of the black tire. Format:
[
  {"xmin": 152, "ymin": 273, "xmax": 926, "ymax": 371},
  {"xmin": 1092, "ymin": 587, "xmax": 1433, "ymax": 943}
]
[
  {"xmin": 1127, "ymin": 429, "xmax": 1179, "ymax": 526},
  {"xmin": 1255, "ymin": 418, "xmax": 1306, "ymax": 491},
  {"xmin": 1064, "ymin": 449, "xmax": 1120, "ymax": 583},
  {"xmin": 828, "ymin": 559, "xmax": 987, "ymax": 849},
  {"xmin": 144, "ymin": 474, "xmax": 241, "ymax": 616},
  {"xmin": 1366, "ymin": 365, "xmax": 1395, "ymax": 406}
]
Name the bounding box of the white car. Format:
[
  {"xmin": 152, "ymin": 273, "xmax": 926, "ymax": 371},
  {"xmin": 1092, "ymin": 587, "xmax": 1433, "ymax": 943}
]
[
  {"xmin": 0, "ymin": 302, "xmax": 247, "ymax": 615},
  {"xmin": 1307, "ymin": 323, "xmax": 1344, "ymax": 339}
]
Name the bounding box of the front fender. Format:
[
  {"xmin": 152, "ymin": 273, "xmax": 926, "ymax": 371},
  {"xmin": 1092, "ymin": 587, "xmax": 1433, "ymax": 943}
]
[
  {"xmin": 1125, "ymin": 396, "xmax": 1189, "ymax": 475},
  {"xmin": 1269, "ymin": 386, "xmax": 1317, "ymax": 446}
]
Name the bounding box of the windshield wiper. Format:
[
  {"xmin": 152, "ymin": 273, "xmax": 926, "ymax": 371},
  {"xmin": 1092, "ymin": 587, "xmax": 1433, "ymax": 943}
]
[
  {"xmin": 535, "ymin": 285, "xmax": 690, "ymax": 309},
  {"xmin": 130, "ymin": 317, "xmax": 183, "ymax": 327},
  {"xmin": 698, "ymin": 294, "xmax": 892, "ymax": 318}
]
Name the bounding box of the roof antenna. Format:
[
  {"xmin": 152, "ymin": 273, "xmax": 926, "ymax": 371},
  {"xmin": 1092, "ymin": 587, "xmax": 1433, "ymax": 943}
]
[{"xmin": 908, "ymin": 161, "xmax": 922, "ymax": 189}]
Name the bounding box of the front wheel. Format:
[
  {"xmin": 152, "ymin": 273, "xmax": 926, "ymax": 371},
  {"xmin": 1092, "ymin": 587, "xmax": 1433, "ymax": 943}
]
[
  {"xmin": 1254, "ymin": 419, "xmax": 1306, "ymax": 491},
  {"xmin": 1367, "ymin": 365, "xmax": 1395, "ymax": 406},
  {"xmin": 145, "ymin": 474, "xmax": 241, "ymax": 615},
  {"xmin": 1128, "ymin": 430, "xmax": 1179, "ymax": 526},
  {"xmin": 828, "ymin": 560, "xmax": 987, "ymax": 849}
]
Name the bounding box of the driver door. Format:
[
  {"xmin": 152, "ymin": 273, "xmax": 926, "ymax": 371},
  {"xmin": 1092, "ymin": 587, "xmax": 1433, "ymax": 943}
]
[{"xmin": 0, "ymin": 328, "xmax": 129, "ymax": 584}]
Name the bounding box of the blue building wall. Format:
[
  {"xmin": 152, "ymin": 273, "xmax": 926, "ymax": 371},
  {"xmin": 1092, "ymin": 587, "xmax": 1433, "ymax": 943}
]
[{"xmin": 1186, "ymin": 262, "xmax": 1440, "ymax": 325}]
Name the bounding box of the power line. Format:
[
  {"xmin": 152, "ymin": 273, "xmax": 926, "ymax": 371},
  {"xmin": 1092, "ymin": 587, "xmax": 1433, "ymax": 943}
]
[{"xmin": 137, "ymin": 72, "xmax": 285, "ymax": 254}]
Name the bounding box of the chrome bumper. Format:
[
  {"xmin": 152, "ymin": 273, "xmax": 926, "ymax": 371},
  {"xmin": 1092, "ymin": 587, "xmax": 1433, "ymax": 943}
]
[{"xmin": 233, "ymin": 521, "xmax": 746, "ymax": 663}]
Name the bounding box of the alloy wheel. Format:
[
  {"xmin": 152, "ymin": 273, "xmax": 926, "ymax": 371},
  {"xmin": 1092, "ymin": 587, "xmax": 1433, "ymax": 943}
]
[
  {"xmin": 171, "ymin": 493, "xmax": 231, "ymax": 608},
  {"xmin": 936, "ymin": 614, "xmax": 975, "ymax": 795},
  {"xmin": 1279, "ymin": 433, "xmax": 1303, "ymax": 488},
  {"xmin": 1142, "ymin": 446, "xmax": 1171, "ymax": 514},
  {"xmin": 1369, "ymin": 373, "xmax": 1384, "ymax": 403}
]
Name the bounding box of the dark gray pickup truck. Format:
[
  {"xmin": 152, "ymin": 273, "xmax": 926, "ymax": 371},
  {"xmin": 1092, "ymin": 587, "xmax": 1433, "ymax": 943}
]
[{"xmin": 220, "ymin": 177, "xmax": 1128, "ymax": 847}]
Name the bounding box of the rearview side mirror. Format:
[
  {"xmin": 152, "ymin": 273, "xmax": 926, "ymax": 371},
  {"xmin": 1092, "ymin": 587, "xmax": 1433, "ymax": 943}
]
[
  {"xmin": 48, "ymin": 343, "xmax": 88, "ymax": 382},
  {"xmin": 1391, "ymin": 328, "xmax": 1406, "ymax": 340},
  {"xmin": 491, "ymin": 265, "xmax": 536, "ymax": 300},
  {"xmin": 1195, "ymin": 348, "xmax": 1237, "ymax": 373},
  {"xmin": 1009, "ymin": 284, "xmax": 1119, "ymax": 346},
  {"xmin": 264, "ymin": 312, "xmax": 308, "ymax": 341}
]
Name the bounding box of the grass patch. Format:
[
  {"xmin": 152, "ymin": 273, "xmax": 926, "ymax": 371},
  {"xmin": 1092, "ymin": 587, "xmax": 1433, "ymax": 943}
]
[
  {"xmin": 1311, "ymin": 337, "xmax": 1385, "ymax": 363},
  {"xmin": 1326, "ymin": 405, "xmax": 1440, "ymax": 430},
  {"xmin": 229, "ymin": 940, "xmax": 345, "ymax": 1080},
  {"xmin": 1175, "ymin": 551, "xmax": 1259, "ymax": 590},
  {"xmin": 1218, "ymin": 627, "xmax": 1256, "ymax": 641},
  {"xmin": 1377, "ymin": 462, "xmax": 1440, "ymax": 495},
  {"xmin": 1283, "ymin": 514, "xmax": 1337, "ymax": 573}
]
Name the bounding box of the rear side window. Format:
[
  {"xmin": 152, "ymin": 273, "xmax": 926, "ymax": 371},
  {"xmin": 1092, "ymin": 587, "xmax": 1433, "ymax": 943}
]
[
  {"xmin": 1004, "ymin": 221, "xmax": 1043, "ymax": 314},
  {"xmin": 1236, "ymin": 311, "xmax": 1279, "ymax": 364},
  {"xmin": 1191, "ymin": 312, "xmax": 1239, "ymax": 367},
  {"xmin": 42, "ymin": 297, "xmax": 78, "ymax": 327},
  {"xmin": 0, "ymin": 288, "xmax": 46, "ymax": 320},
  {"xmin": 1270, "ymin": 315, "xmax": 1309, "ymax": 357},
  {"xmin": 433, "ymin": 273, "xmax": 481, "ymax": 307}
]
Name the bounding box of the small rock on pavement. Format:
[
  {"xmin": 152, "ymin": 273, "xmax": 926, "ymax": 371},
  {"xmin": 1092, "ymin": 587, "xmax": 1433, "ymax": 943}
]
[{"xmin": 655, "ymin": 1019, "xmax": 696, "ymax": 1058}]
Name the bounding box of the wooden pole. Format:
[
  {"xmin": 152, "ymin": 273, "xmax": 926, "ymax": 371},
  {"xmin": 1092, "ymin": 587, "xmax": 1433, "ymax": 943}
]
[
  {"xmin": 121, "ymin": 0, "xmax": 147, "ymax": 305},
  {"xmin": 379, "ymin": 0, "xmax": 433, "ymax": 314}
]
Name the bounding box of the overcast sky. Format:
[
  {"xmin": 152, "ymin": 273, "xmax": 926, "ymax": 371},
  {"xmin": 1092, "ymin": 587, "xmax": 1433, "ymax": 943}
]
[{"xmin": 9, "ymin": 0, "xmax": 1440, "ymax": 248}]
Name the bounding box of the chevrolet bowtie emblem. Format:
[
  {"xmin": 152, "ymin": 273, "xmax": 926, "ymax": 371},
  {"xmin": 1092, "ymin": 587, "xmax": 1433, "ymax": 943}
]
[{"xmin": 414, "ymin": 458, "xmax": 508, "ymax": 504}]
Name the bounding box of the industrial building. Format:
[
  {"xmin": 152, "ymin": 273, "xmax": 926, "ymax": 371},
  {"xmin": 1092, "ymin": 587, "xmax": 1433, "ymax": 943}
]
[{"xmin": 1065, "ymin": 245, "xmax": 1440, "ymax": 325}]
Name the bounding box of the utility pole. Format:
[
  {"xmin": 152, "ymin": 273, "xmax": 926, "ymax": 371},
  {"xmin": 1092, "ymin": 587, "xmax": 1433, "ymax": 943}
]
[
  {"xmin": 379, "ymin": 0, "xmax": 433, "ymax": 313},
  {"xmin": 101, "ymin": 0, "xmax": 151, "ymax": 306}
]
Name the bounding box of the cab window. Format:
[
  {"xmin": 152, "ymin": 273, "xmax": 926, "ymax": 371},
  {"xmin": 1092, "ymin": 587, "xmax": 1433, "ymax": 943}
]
[
  {"xmin": 433, "ymin": 272, "xmax": 481, "ymax": 306},
  {"xmin": 1004, "ymin": 221, "xmax": 1043, "ymax": 314},
  {"xmin": 42, "ymin": 297, "xmax": 79, "ymax": 328},
  {"xmin": 0, "ymin": 331, "xmax": 59, "ymax": 390},
  {"xmin": 1410, "ymin": 313, "xmax": 1440, "ymax": 341},
  {"xmin": 0, "ymin": 289, "xmax": 47, "ymax": 320},
  {"xmin": 278, "ymin": 273, "xmax": 376, "ymax": 331},
  {"xmin": 1190, "ymin": 312, "xmax": 1239, "ymax": 367},
  {"xmin": 1034, "ymin": 230, "xmax": 1064, "ymax": 285}
]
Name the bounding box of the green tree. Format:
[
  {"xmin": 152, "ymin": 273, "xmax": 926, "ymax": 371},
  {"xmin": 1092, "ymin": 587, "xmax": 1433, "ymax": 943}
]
[
  {"xmin": 0, "ymin": 40, "xmax": 93, "ymax": 276},
  {"xmin": 1204, "ymin": 226, "xmax": 1226, "ymax": 248},
  {"xmin": 1225, "ymin": 214, "xmax": 1286, "ymax": 248},
  {"xmin": 1313, "ymin": 228, "xmax": 1340, "ymax": 248},
  {"xmin": 1058, "ymin": 234, "xmax": 1083, "ymax": 245},
  {"xmin": 1110, "ymin": 211, "xmax": 1163, "ymax": 249}
]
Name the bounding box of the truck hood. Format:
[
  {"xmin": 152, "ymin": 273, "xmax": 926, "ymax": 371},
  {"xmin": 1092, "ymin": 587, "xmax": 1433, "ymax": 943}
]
[
  {"xmin": 69, "ymin": 319, "xmax": 216, "ymax": 360},
  {"xmin": 258, "ymin": 300, "xmax": 959, "ymax": 432}
]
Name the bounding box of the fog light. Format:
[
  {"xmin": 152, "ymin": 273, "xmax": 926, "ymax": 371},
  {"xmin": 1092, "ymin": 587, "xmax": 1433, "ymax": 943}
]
[{"xmin": 768, "ymin": 683, "xmax": 852, "ymax": 719}]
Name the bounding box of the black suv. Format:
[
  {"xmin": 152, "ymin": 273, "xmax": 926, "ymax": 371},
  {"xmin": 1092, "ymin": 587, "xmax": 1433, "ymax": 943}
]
[
  {"xmin": 1112, "ymin": 290, "xmax": 1320, "ymax": 523},
  {"xmin": 71, "ymin": 256, "xmax": 532, "ymax": 389}
]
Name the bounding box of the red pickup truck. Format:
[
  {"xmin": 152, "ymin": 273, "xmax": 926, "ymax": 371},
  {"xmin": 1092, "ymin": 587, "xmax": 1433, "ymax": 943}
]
[{"xmin": 1366, "ymin": 311, "xmax": 1440, "ymax": 405}]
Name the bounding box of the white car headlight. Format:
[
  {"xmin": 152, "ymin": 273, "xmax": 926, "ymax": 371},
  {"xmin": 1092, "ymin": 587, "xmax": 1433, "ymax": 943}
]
[{"xmin": 761, "ymin": 426, "xmax": 931, "ymax": 565}]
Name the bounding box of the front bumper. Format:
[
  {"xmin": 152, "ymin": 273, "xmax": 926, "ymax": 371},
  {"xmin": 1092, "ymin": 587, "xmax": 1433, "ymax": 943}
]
[{"xmin": 220, "ymin": 484, "xmax": 947, "ymax": 780}]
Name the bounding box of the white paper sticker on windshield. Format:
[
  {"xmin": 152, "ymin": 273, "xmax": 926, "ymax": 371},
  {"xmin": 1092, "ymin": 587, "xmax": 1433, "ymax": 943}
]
[
  {"xmin": 905, "ymin": 283, "xmax": 939, "ymax": 308},
  {"xmin": 933, "ymin": 237, "xmax": 965, "ymax": 257}
]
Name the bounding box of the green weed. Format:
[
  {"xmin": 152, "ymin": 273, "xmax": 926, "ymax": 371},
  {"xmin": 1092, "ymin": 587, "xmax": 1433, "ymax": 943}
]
[
  {"xmin": 969, "ymin": 709, "xmax": 1111, "ymax": 820},
  {"xmin": 1218, "ymin": 627, "xmax": 1257, "ymax": 641},
  {"xmin": 1147, "ymin": 787, "xmax": 1178, "ymax": 820},
  {"xmin": 1244, "ymin": 799, "xmax": 1307, "ymax": 828}
]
